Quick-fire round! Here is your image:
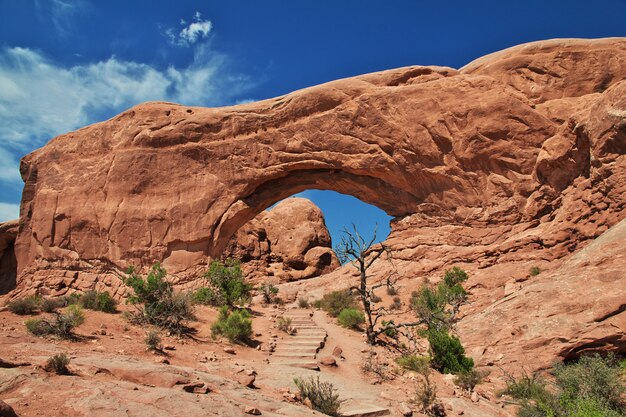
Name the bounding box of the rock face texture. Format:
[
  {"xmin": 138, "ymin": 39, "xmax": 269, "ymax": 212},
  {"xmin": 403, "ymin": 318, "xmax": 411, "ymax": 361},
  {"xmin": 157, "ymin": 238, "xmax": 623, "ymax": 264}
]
[
  {"xmin": 10, "ymin": 33, "xmax": 626, "ymax": 360},
  {"xmin": 224, "ymin": 198, "xmax": 339, "ymax": 282},
  {"xmin": 0, "ymin": 220, "xmax": 18, "ymax": 295}
]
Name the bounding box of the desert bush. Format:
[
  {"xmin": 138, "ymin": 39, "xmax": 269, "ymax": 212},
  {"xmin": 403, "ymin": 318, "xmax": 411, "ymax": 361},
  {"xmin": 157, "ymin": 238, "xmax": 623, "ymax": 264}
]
[
  {"xmin": 144, "ymin": 330, "xmax": 162, "ymax": 351},
  {"xmin": 203, "ymin": 258, "xmax": 252, "ymax": 308},
  {"xmin": 380, "ymin": 319, "xmax": 397, "ymax": 338},
  {"xmin": 311, "ymin": 299, "xmax": 322, "ymax": 309},
  {"xmin": 337, "ymin": 308, "xmax": 365, "ymax": 329},
  {"xmin": 80, "ymin": 290, "xmax": 117, "ymax": 313},
  {"xmin": 294, "ymin": 376, "xmax": 341, "ymax": 417},
  {"xmin": 396, "ymin": 354, "xmax": 431, "ymax": 374},
  {"xmin": 390, "ymin": 296, "xmax": 402, "ymax": 310},
  {"xmin": 318, "ymin": 289, "xmax": 357, "ymax": 317},
  {"xmin": 386, "ymin": 285, "xmax": 398, "ymax": 296},
  {"xmin": 426, "ymin": 327, "xmax": 473, "ymax": 374},
  {"xmin": 40, "ymin": 298, "xmax": 64, "ymax": 313},
  {"xmin": 277, "ymin": 317, "xmax": 293, "ymax": 334},
  {"xmin": 530, "ymin": 266, "xmax": 541, "ymax": 276},
  {"xmin": 455, "ymin": 369, "xmax": 487, "ymax": 392},
  {"xmin": 371, "ymin": 294, "xmax": 382, "ymax": 303},
  {"xmin": 25, "ymin": 305, "xmax": 85, "ymax": 339},
  {"xmin": 46, "ymin": 353, "xmax": 71, "ymax": 375},
  {"xmin": 211, "ymin": 306, "xmax": 252, "ymax": 343},
  {"xmin": 123, "ymin": 263, "xmax": 195, "ymax": 336},
  {"xmin": 297, "ymin": 297, "xmax": 310, "ymax": 308},
  {"xmin": 7, "ymin": 296, "xmax": 40, "ymax": 315},
  {"xmin": 191, "ymin": 287, "xmax": 219, "ymax": 306},
  {"xmin": 505, "ymin": 354, "xmax": 625, "ymax": 417}
]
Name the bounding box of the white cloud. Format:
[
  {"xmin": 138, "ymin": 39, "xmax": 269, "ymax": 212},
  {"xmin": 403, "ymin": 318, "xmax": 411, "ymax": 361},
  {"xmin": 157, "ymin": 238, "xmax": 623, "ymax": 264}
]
[
  {"xmin": 166, "ymin": 12, "xmax": 213, "ymax": 47},
  {"xmin": 0, "ymin": 203, "xmax": 20, "ymax": 222},
  {"xmin": 0, "ymin": 46, "xmax": 251, "ymax": 150},
  {"xmin": 34, "ymin": 0, "xmax": 86, "ymax": 36},
  {"xmin": 0, "ymin": 148, "xmax": 21, "ymax": 182}
]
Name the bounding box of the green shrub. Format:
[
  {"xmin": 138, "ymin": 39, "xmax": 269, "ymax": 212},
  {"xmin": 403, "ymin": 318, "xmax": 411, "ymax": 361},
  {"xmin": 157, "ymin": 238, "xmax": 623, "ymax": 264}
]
[
  {"xmin": 426, "ymin": 328, "xmax": 473, "ymax": 374},
  {"xmin": 390, "ymin": 296, "xmax": 402, "ymax": 310},
  {"xmin": 144, "ymin": 330, "xmax": 162, "ymax": 351},
  {"xmin": 46, "ymin": 353, "xmax": 71, "ymax": 375},
  {"xmin": 455, "ymin": 369, "xmax": 487, "ymax": 392},
  {"xmin": 7, "ymin": 296, "xmax": 40, "ymax": 315},
  {"xmin": 396, "ymin": 354, "xmax": 431, "ymax": 374},
  {"xmin": 25, "ymin": 305, "xmax": 85, "ymax": 339},
  {"xmin": 337, "ymin": 308, "xmax": 365, "ymax": 329},
  {"xmin": 123, "ymin": 263, "xmax": 195, "ymax": 336},
  {"xmin": 318, "ymin": 289, "xmax": 357, "ymax": 317},
  {"xmin": 312, "ymin": 299, "xmax": 322, "ymax": 309},
  {"xmin": 80, "ymin": 290, "xmax": 117, "ymax": 313},
  {"xmin": 297, "ymin": 297, "xmax": 310, "ymax": 308},
  {"xmin": 386, "ymin": 286, "xmax": 398, "ymax": 296},
  {"xmin": 530, "ymin": 266, "xmax": 541, "ymax": 276},
  {"xmin": 380, "ymin": 319, "xmax": 397, "ymax": 338},
  {"xmin": 203, "ymin": 258, "xmax": 253, "ymax": 308},
  {"xmin": 294, "ymin": 376, "xmax": 341, "ymax": 417},
  {"xmin": 211, "ymin": 306, "xmax": 252, "ymax": 343},
  {"xmin": 191, "ymin": 287, "xmax": 219, "ymax": 306},
  {"xmin": 502, "ymin": 369, "xmax": 550, "ymax": 401}
]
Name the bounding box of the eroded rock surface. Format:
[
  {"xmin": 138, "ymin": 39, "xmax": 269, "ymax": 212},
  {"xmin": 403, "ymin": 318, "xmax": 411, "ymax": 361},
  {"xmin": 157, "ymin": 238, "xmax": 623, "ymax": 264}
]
[
  {"xmin": 0, "ymin": 220, "xmax": 18, "ymax": 295},
  {"xmin": 224, "ymin": 198, "xmax": 339, "ymax": 282}
]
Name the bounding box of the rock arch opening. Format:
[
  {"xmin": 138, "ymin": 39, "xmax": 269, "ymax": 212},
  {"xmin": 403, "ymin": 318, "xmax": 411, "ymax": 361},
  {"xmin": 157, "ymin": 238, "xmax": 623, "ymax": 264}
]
[{"xmin": 221, "ymin": 188, "xmax": 393, "ymax": 283}]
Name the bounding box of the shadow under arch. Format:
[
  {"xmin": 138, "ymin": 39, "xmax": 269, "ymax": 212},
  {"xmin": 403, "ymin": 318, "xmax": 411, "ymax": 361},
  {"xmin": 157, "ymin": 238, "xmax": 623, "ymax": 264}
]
[{"xmin": 208, "ymin": 168, "xmax": 420, "ymax": 258}]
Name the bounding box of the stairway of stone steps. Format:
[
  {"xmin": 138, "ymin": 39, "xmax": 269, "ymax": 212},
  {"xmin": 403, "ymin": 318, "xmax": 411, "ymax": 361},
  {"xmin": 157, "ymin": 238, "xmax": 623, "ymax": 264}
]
[{"xmin": 270, "ymin": 310, "xmax": 326, "ymax": 371}]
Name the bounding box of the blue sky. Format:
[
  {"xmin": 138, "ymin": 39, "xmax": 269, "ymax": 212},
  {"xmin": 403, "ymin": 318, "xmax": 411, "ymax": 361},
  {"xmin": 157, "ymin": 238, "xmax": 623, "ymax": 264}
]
[{"xmin": 1, "ymin": 1, "xmax": 625, "ymax": 245}]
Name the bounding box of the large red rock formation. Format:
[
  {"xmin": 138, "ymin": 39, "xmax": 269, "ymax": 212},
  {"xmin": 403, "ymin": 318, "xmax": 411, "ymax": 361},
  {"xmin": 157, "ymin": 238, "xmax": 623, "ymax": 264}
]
[
  {"xmin": 224, "ymin": 198, "xmax": 339, "ymax": 282},
  {"xmin": 0, "ymin": 220, "xmax": 18, "ymax": 295},
  {"xmin": 10, "ymin": 34, "xmax": 626, "ymax": 365}
]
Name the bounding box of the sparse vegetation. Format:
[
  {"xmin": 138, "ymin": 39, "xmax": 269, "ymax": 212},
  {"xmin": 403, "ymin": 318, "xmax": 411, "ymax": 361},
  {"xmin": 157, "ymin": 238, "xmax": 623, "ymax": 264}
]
[
  {"xmin": 390, "ymin": 296, "xmax": 402, "ymax": 310},
  {"xmin": 530, "ymin": 266, "xmax": 541, "ymax": 276},
  {"xmin": 297, "ymin": 297, "xmax": 310, "ymax": 308},
  {"xmin": 40, "ymin": 297, "xmax": 64, "ymax": 313},
  {"xmin": 123, "ymin": 263, "xmax": 195, "ymax": 336},
  {"xmin": 25, "ymin": 304, "xmax": 85, "ymax": 339},
  {"xmin": 318, "ymin": 289, "xmax": 357, "ymax": 317},
  {"xmin": 455, "ymin": 369, "xmax": 487, "ymax": 392},
  {"xmin": 259, "ymin": 282, "xmax": 279, "ymax": 304},
  {"xmin": 294, "ymin": 376, "xmax": 341, "ymax": 417},
  {"xmin": 45, "ymin": 353, "xmax": 71, "ymax": 375},
  {"xmin": 203, "ymin": 258, "xmax": 253, "ymax": 309},
  {"xmin": 7, "ymin": 296, "xmax": 40, "ymax": 315},
  {"xmin": 504, "ymin": 354, "xmax": 625, "ymax": 417},
  {"xmin": 211, "ymin": 306, "xmax": 252, "ymax": 343},
  {"xmin": 396, "ymin": 354, "xmax": 431, "ymax": 373},
  {"xmin": 144, "ymin": 330, "xmax": 162, "ymax": 351},
  {"xmin": 79, "ymin": 290, "xmax": 117, "ymax": 313},
  {"xmin": 337, "ymin": 308, "xmax": 365, "ymax": 329},
  {"xmin": 277, "ymin": 316, "xmax": 294, "ymax": 334},
  {"xmin": 386, "ymin": 285, "xmax": 398, "ymax": 296}
]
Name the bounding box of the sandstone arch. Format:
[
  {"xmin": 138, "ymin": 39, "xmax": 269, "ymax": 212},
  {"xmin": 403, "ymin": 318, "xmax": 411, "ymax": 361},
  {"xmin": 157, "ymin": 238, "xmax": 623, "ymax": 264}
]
[{"xmin": 10, "ymin": 38, "xmax": 626, "ymax": 297}]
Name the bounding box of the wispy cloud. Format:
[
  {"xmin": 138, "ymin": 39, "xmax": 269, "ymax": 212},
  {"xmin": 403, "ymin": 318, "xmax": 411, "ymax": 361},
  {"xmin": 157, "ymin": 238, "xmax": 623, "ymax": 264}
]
[
  {"xmin": 34, "ymin": 0, "xmax": 86, "ymax": 36},
  {"xmin": 0, "ymin": 203, "xmax": 20, "ymax": 222},
  {"xmin": 166, "ymin": 12, "xmax": 213, "ymax": 47}
]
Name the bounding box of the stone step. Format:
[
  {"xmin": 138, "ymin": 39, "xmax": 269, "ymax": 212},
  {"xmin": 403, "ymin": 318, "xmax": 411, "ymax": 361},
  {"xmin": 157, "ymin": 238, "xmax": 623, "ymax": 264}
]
[
  {"xmin": 272, "ymin": 352, "xmax": 316, "ymax": 359},
  {"xmin": 341, "ymin": 407, "xmax": 390, "ymax": 417},
  {"xmin": 274, "ymin": 347, "xmax": 319, "ymax": 355},
  {"xmin": 281, "ymin": 341, "xmax": 323, "ymax": 348},
  {"xmin": 273, "ymin": 359, "xmax": 320, "ymax": 370}
]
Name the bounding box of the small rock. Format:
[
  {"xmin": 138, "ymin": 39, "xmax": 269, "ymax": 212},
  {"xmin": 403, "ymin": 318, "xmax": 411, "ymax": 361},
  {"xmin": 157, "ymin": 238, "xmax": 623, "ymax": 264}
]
[
  {"xmin": 245, "ymin": 407, "xmax": 261, "ymax": 415},
  {"xmin": 240, "ymin": 374, "xmax": 256, "ymax": 388},
  {"xmin": 93, "ymin": 345, "xmax": 105, "ymax": 352},
  {"xmin": 155, "ymin": 358, "xmax": 170, "ymax": 364},
  {"xmin": 223, "ymin": 347, "xmax": 236, "ymax": 355},
  {"xmin": 332, "ymin": 346, "xmax": 343, "ymax": 357},
  {"xmin": 399, "ymin": 402, "xmax": 413, "ymax": 417},
  {"xmin": 100, "ymin": 329, "xmax": 107, "ymax": 336},
  {"xmin": 255, "ymin": 332, "xmax": 262, "ymax": 337},
  {"xmin": 471, "ymin": 391, "xmax": 479, "ymax": 403},
  {"xmin": 256, "ymin": 345, "xmax": 261, "ymax": 350},
  {"xmin": 183, "ymin": 382, "xmax": 209, "ymax": 394},
  {"xmin": 319, "ymin": 357, "xmax": 337, "ymax": 367},
  {"xmin": 303, "ymin": 398, "xmax": 313, "ymax": 409},
  {"xmin": 163, "ymin": 345, "xmax": 176, "ymax": 351}
]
